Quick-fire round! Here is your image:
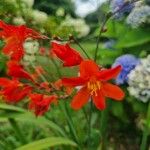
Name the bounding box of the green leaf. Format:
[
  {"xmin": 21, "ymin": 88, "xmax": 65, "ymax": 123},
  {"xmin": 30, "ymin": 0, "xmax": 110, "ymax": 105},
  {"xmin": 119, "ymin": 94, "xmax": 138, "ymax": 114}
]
[
  {"xmin": 0, "ymin": 103, "xmax": 25, "ymax": 112},
  {"xmin": 16, "ymin": 137, "xmax": 77, "ymax": 150},
  {"xmin": 102, "ymin": 21, "xmax": 150, "ymax": 48},
  {"xmin": 116, "ymin": 27, "xmax": 150, "ymax": 48},
  {"xmin": 102, "ymin": 20, "xmax": 126, "ymax": 38},
  {"xmin": 0, "ymin": 103, "xmax": 66, "ymax": 137},
  {"xmin": 15, "ymin": 112, "xmax": 67, "ymax": 137}
]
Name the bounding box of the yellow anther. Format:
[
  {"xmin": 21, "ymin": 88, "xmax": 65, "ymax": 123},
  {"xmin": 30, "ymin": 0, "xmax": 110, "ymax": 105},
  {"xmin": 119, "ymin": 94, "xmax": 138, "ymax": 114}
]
[
  {"xmin": 91, "ymin": 84, "xmax": 94, "ymax": 90},
  {"xmin": 87, "ymin": 82, "xmax": 90, "ymax": 89},
  {"xmin": 19, "ymin": 83, "xmax": 23, "ymax": 87},
  {"xmin": 96, "ymin": 81, "xmax": 101, "ymax": 90},
  {"xmin": 87, "ymin": 80, "xmax": 101, "ymax": 96}
]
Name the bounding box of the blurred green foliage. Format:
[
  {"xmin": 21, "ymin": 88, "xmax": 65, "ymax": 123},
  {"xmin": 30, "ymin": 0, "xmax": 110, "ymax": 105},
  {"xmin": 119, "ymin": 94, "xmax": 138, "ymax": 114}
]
[
  {"xmin": 0, "ymin": 0, "xmax": 150, "ymax": 150},
  {"xmin": 33, "ymin": 0, "xmax": 76, "ymax": 17}
]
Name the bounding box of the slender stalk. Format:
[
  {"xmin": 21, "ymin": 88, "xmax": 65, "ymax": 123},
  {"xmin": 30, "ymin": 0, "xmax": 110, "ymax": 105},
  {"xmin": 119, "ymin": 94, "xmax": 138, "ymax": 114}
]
[
  {"xmin": 82, "ymin": 107, "xmax": 89, "ymax": 125},
  {"xmin": 49, "ymin": 59, "xmax": 81, "ymax": 147},
  {"xmin": 94, "ymin": 0, "xmax": 139, "ymax": 62},
  {"xmin": 71, "ymin": 36, "xmax": 91, "ymax": 59},
  {"xmin": 88, "ymin": 101, "xmax": 93, "ymax": 147},
  {"xmin": 99, "ymin": 102, "xmax": 110, "ymax": 150},
  {"xmin": 60, "ymin": 102, "xmax": 81, "ymax": 149},
  {"xmin": 30, "ymin": 62, "xmax": 48, "ymax": 82},
  {"xmin": 44, "ymin": 114, "xmax": 67, "ymax": 137},
  {"xmin": 140, "ymin": 130, "xmax": 149, "ymax": 150},
  {"xmin": 50, "ymin": 56, "xmax": 79, "ymax": 144},
  {"xmin": 50, "ymin": 57, "xmax": 62, "ymax": 78},
  {"xmin": 140, "ymin": 102, "xmax": 150, "ymax": 150},
  {"xmin": 94, "ymin": 13, "xmax": 111, "ymax": 62},
  {"xmin": 8, "ymin": 118, "xmax": 27, "ymax": 144}
]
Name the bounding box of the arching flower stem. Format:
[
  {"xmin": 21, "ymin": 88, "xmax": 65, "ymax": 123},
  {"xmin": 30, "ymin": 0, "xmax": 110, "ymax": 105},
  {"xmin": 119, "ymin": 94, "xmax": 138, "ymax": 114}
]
[
  {"xmin": 94, "ymin": 0, "xmax": 140, "ymax": 62},
  {"xmin": 140, "ymin": 101, "xmax": 150, "ymax": 150}
]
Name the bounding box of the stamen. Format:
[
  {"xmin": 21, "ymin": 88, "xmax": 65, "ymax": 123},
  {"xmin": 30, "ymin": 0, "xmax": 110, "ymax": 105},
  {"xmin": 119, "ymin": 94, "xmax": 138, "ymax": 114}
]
[
  {"xmin": 96, "ymin": 81, "xmax": 101, "ymax": 90},
  {"xmin": 87, "ymin": 80, "xmax": 101, "ymax": 96}
]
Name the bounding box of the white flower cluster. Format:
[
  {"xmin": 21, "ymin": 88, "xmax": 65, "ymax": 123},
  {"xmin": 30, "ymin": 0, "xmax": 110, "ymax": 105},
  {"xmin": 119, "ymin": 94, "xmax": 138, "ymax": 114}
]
[
  {"xmin": 56, "ymin": 8, "xmax": 65, "ymax": 17},
  {"xmin": 128, "ymin": 55, "xmax": 150, "ymax": 102},
  {"xmin": 60, "ymin": 15, "xmax": 90, "ymax": 38},
  {"xmin": 13, "ymin": 17, "xmax": 26, "ymax": 25},
  {"xmin": 126, "ymin": 5, "xmax": 150, "ymax": 28},
  {"xmin": 32, "ymin": 10, "xmax": 48, "ymax": 24},
  {"xmin": 11, "ymin": 0, "xmax": 48, "ymax": 26},
  {"xmin": 21, "ymin": 0, "xmax": 34, "ymax": 8},
  {"xmin": 23, "ymin": 40, "xmax": 39, "ymax": 63}
]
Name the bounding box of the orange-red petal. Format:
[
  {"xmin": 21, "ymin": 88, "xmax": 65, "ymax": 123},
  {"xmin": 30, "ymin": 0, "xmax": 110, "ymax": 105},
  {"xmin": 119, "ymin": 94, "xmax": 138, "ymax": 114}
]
[
  {"xmin": 3, "ymin": 84, "xmax": 32, "ymax": 103},
  {"xmin": 0, "ymin": 78, "xmax": 10, "ymax": 86},
  {"xmin": 0, "ymin": 20, "xmax": 45, "ymax": 61},
  {"xmin": 14, "ymin": 86, "xmax": 32, "ymax": 102},
  {"xmin": 7, "ymin": 61, "xmax": 33, "ymax": 81},
  {"xmin": 29, "ymin": 93, "xmax": 57, "ymax": 116},
  {"xmin": 80, "ymin": 60, "xmax": 100, "ymax": 78},
  {"xmin": 71, "ymin": 86, "xmax": 90, "ymax": 110},
  {"xmin": 92, "ymin": 91, "xmax": 106, "ymax": 110},
  {"xmin": 98, "ymin": 65, "xmax": 122, "ymax": 81},
  {"xmin": 51, "ymin": 42, "xmax": 83, "ymax": 67},
  {"xmin": 102, "ymin": 83, "xmax": 124, "ymax": 100}
]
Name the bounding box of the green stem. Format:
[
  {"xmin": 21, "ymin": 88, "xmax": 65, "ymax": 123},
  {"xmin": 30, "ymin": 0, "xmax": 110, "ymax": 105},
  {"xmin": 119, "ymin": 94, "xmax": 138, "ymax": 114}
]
[
  {"xmin": 44, "ymin": 114, "xmax": 67, "ymax": 137},
  {"xmin": 73, "ymin": 37, "xmax": 91, "ymax": 59},
  {"xmin": 140, "ymin": 102, "xmax": 150, "ymax": 150},
  {"xmin": 30, "ymin": 62, "xmax": 48, "ymax": 82},
  {"xmin": 82, "ymin": 107, "xmax": 89, "ymax": 125},
  {"xmin": 99, "ymin": 105, "xmax": 109, "ymax": 150},
  {"xmin": 8, "ymin": 118, "xmax": 27, "ymax": 144},
  {"xmin": 50, "ymin": 57, "xmax": 80, "ymax": 145},
  {"xmin": 59, "ymin": 103, "xmax": 81, "ymax": 150},
  {"xmin": 94, "ymin": 0, "xmax": 138, "ymax": 62},
  {"xmin": 63, "ymin": 103, "xmax": 79, "ymax": 144},
  {"xmin": 88, "ymin": 101, "xmax": 93, "ymax": 147},
  {"xmin": 50, "ymin": 57, "xmax": 62, "ymax": 78},
  {"xmin": 94, "ymin": 13, "xmax": 111, "ymax": 62}
]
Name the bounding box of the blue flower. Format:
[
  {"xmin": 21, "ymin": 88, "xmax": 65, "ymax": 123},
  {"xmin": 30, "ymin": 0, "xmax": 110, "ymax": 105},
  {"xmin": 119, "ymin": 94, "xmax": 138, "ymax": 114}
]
[
  {"xmin": 112, "ymin": 54, "xmax": 140, "ymax": 85},
  {"xmin": 110, "ymin": 0, "xmax": 134, "ymax": 19}
]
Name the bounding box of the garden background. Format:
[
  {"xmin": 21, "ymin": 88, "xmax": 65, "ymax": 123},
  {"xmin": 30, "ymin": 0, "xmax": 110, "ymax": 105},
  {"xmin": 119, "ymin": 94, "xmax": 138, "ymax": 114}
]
[{"xmin": 0, "ymin": 0, "xmax": 150, "ymax": 150}]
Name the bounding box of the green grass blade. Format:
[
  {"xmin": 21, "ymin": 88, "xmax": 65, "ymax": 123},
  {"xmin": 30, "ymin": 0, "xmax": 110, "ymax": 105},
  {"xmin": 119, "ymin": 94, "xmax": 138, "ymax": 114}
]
[{"xmin": 16, "ymin": 137, "xmax": 77, "ymax": 150}]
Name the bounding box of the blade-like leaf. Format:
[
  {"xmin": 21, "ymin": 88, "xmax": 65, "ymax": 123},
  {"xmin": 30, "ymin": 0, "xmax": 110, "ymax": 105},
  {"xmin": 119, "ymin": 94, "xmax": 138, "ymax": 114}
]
[
  {"xmin": 16, "ymin": 137, "xmax": 77, "ymax": 150},
  {"xmin": 0, "ymin": 103, "xmax": 25, "ymax": 112},
  {"xmin": 102, "ymin": 21, "xmax": 150, "ymax": 48},
  {"xmin": 0, "ymin": 103, "xmax": 66, "ymax": 137}
]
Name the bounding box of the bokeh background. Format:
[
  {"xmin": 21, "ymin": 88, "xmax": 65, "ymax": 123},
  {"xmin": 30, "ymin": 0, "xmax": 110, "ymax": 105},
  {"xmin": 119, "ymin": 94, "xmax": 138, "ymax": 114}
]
[{"xmin": 0, "ymin": 0, "xmax": 150, "ymax": 149}]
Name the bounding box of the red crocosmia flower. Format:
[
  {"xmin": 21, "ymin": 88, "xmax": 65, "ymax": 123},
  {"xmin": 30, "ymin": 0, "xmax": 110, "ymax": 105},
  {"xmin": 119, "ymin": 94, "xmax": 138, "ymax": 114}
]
[
  {"xmin": 7, "ymin": 61, "xmax": 33, "ymax": 81},
  {"xmin": 53, "ymin": 79, "xmax": 73, "ymax": 95},
  {"xmin": 0, "ymin": 20, "xmax": 47, "ymax": 60},
  {"xmin": 40, "ymin": 82, "xmax": 51, "ymax": 92},
  {"xmin": 53, "ymin": 79, "xmax": 64, "ymax": 90},
  {"xmin": 51, "ymin": 41, "xmax": 83, "ymax": 67},
  {"xmin": 29, "ymin": 93, "xmax": 57, "ymax": 116},
  {"xmin": 0, "ymin": 78, "xmax": 32, "ymax": 103},
  {"xmin": 62, "ymin": 60, "xmax": 125, "ymax": 110}
]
